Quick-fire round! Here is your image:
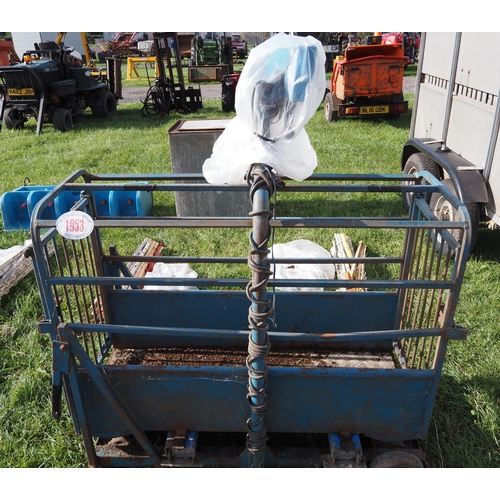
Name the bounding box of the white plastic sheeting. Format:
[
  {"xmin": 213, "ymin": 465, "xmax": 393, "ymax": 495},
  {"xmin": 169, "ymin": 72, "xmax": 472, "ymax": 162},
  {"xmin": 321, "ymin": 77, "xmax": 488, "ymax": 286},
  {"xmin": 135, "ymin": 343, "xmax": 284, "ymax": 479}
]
[
  {"xmin": 269, "ymin": 239, "xmax": 335, "ymax": 291},
  {"xmin": 203, "ymin": 33, "xmax": 326, "ymax": 184}
]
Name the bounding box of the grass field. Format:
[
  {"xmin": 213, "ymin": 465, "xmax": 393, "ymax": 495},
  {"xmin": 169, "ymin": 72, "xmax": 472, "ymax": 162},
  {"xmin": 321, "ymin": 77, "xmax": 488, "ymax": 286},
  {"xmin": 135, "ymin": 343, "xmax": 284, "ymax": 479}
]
[{"xmin": 1, "ymin": 73, "xmax": 499, "ymax": 470}]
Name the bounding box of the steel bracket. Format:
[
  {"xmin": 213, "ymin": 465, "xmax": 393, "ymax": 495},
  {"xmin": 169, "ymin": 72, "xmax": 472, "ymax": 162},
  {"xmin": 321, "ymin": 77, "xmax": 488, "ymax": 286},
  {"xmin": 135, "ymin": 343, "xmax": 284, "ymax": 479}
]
[
  {"xmin": 324, "ymin": 433, "xmax": 367, "ymax": 468},
  {"xmin": 52, "ymin": 340, "xmax": 70, "ymax": 373},
  {"xmin": 164, "ymin": 430, "xmax": 197, "ymax": 465}
]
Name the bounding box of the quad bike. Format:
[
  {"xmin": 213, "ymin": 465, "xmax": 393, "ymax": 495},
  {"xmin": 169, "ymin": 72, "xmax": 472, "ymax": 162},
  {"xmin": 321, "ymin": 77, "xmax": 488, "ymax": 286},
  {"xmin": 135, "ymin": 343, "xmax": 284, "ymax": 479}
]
[{"xmin": 0, "ymin": 40, "xmax": 120, "ymax": 134}]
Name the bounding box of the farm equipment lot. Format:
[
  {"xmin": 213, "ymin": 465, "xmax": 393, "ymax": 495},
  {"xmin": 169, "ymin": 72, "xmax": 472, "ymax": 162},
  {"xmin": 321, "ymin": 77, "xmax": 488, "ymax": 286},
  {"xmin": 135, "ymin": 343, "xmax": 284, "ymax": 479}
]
[{"xmin": 0, "ymin": 77, "xmax": 500, "ymax": 470}]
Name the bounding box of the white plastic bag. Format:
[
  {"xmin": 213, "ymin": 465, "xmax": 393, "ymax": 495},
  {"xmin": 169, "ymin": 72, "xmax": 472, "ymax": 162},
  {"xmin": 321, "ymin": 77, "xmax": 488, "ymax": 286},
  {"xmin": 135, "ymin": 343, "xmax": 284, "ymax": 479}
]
[
  {"xmin": 269, "ymin": 239, "xmax": 335, "ymax": 291},
  {"xmin": 203, "ymin": 33, "xmax": 326, "ymax": 185},
  {"xmin": 0, "ymin": 240, "xmax": 31, "ymax": 267},
  {"xmin": 143, "ymin": 263, "xmax": 198, "ymax": 290}
]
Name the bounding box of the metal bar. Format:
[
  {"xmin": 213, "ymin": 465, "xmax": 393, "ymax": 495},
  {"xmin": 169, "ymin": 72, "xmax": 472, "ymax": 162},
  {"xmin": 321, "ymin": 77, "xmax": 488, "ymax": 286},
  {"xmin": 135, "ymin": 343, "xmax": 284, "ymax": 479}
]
[
  {"xmin": 483, "ymin": 79, "xmax": 500, "ymax": 181},
  {"xmin": 65, "ymin": 171, "xmax": 427, "ymax": 182},
  {"xmin": 59, "ymin": 325, "xmax": 162, "ymax": 466},
  {"xmin": 58, "ymin": 182, "xmax": 441, "ymax": 193},
  {"xmin": 42, "ymin": 276, "xmax": 461, "ymax": 290},
  {"xmin": 64, "ymin": 353, "xmax": 99, "ymax": 467},
  {"xmin": 36, "ymin": 218, "xmax": 467, "ymax": 230},
  {"xmin": 245, "ymin": 164, "xmax": 273, "ymax": 467},
  {"xmin": 101, "ymin": 255, "xmax": 403, "ymax": 265},
  {"xmin": 66, "ymin": 321, "xmax": 449, "ymax": 343},
  {"xmin": 410, "ymin": 31, "xmax": 426, "ymax": 137},
  {"xmin": 441, "ymin": 33, "xmax": 462, "ymax": 145}
]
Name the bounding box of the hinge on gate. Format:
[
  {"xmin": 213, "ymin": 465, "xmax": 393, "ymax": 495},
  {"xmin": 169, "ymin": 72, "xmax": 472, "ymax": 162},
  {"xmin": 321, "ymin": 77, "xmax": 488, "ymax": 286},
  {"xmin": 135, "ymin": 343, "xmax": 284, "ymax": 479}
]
[
  {"xmin": 324, "ymin": 433, "xmax": 367, "ymax": 468},
  {"xmin": 164, "ymin": 430, "xmax": 197, "ymax": 465}
]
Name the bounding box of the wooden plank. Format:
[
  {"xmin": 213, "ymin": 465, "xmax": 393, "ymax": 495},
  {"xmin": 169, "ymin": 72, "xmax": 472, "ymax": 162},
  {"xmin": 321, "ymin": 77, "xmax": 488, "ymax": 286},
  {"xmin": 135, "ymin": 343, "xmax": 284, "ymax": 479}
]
[{"xmin": 0, "ymin": 242, "xmax": 54, "ymax": 298}]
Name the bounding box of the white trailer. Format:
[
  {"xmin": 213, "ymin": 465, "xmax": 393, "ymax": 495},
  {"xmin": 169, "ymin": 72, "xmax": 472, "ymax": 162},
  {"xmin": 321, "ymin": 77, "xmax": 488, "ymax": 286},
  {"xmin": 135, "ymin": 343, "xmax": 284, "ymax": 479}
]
[{"xmin": 402, "ymin": 32, "xmax": 500, "ymax": 249}]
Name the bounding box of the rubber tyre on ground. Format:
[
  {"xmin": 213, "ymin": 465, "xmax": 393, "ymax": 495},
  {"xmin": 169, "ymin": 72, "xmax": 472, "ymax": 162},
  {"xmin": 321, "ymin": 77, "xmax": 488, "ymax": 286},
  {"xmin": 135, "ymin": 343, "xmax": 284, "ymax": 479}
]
[
  {"xmin": 369, "ymin": 451, "xmax": 424, "ymax": 468},
  {"xmin": 3, "ymin": 107, "xmax": 26, "ymax": 130},
  {"xmin": 429, "ymin": 178, "xmax": 480, "ymax": 253},
  {"xmin": 91, "ymin": 89, "xmax": 117, "ymax": 119},
  {"xmin": 52, "ymin": 108, "xmax": 73, "ymax": 132},
  {"xmin": 402, "ymin": 152, "xmax": 441, "ymax": 212},
  {"xmin": 324, "ymin": 92, "xmax": 338, "ymax": 122},
  {"xmin": 221, "ymin": 85, "xmax": 235, "ymax": 113}
]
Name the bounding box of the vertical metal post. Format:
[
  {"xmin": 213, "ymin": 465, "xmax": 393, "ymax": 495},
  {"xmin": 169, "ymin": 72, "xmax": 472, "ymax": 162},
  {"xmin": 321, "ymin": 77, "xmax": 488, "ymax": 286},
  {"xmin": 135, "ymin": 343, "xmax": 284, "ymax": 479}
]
[
  {"xmin": 243, "ymin": 164, "xmax": 274, "ymax": 467},
  {"xmin": 441, "ymin": 32, "xmax": 462, "ymax": 146}
]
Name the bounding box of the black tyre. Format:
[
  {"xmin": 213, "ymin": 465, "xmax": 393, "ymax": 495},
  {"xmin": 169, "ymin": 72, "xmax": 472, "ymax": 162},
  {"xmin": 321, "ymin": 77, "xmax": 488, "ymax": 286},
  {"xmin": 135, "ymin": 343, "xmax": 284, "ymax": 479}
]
[
  {"xmin": 221, "ymin": 85, "xmax": 235, "ymax": 113},
  {"xmin": 3, "ymin": 107, "xmax": 26, "ymax": 130},
  {"xmin": 91, "ymin": 89, "xmax": 117, "ymax": 118},
  {"xmin": 429, "ymin": 178, "xmax": 480, "ymax": 253},
  {"xmin": 402, "ymin": 152, "xmax": 441, "ymax": 211},
  {"xmin": 324, "ymin": 92, "xmax": 338, "ymax": 122},
  {"xmin": 369, "ymin": 451, "xmax": 424, "ymax": 468},
  {"xmin": 52, "ymin": 108, "xmax": 73, "ymax": 132}
]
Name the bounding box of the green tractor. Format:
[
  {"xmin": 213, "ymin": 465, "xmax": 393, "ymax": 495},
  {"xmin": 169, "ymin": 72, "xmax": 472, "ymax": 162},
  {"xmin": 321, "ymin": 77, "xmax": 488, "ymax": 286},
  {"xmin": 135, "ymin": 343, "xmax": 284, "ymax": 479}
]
[
  {"xmin": 0, "ymin": 40, "xmax": 121, "ymax": 134},
  {"xmin": 190, "ymin": 33, "xmax": 232, "ymax": 66}
]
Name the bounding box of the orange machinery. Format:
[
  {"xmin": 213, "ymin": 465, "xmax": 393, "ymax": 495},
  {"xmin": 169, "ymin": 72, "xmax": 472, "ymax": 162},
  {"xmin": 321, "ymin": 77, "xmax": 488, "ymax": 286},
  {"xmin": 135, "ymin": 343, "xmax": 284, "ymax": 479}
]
[
  {"xmin": 0, "ymin": 40, "xmax": 20, "ymax": 65},
  {"xmin": 324, "ymin": 39, "xmax": 409, "ymax": 121}
]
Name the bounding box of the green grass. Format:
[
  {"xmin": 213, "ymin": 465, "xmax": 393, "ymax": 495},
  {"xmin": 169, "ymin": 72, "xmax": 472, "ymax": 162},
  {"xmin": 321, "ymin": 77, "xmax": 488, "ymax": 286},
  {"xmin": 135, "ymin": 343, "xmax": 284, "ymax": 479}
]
[{"xmin": 1, "ymin": 90, "xmax": 500, "ymax": 469}]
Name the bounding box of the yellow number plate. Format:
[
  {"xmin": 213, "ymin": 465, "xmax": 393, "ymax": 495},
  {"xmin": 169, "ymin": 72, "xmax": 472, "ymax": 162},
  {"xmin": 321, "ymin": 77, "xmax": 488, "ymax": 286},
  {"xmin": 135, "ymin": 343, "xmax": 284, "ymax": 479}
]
[
  {"xmin": 360, "ymin": 105, "xmax": 389, "ymax": 115},
  {"xmin": 8, "ymin": 87, "xmax": 35, "ymax": 96}
]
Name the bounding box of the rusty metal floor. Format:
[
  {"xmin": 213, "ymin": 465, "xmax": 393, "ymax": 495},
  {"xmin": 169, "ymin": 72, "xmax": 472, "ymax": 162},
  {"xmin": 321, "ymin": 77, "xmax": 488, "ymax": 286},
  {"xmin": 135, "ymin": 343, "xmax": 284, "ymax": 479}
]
[{"xmin": 108, "ymin": 347, "xmax": 396, "ymax": 369}]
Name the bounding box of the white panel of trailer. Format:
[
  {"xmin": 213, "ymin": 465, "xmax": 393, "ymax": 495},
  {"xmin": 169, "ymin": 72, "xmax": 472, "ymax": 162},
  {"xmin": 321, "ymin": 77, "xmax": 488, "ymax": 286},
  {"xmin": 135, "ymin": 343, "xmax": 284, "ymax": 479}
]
[
  {"xmin": 420, "ymin": 32, "xmax": 456, "ymax": 81},
  {"xmin": 414, "ymin": 32, "xmax": 500, "ymax": 225}
]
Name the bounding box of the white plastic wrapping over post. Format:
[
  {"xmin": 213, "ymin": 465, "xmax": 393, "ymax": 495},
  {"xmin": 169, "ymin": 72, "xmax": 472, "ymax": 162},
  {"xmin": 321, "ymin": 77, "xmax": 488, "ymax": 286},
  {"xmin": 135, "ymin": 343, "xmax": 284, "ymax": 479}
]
[{"xmin": 203, "ymin": 33, "xmax": 326, "ymax": 185}]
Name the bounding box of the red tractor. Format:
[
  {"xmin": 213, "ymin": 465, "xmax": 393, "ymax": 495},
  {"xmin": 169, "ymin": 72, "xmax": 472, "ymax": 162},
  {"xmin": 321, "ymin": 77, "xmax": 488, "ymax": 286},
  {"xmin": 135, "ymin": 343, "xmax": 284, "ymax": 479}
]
[{"xmin": 231, "ymin": 33, "xmax": 248, "ymax": 58}]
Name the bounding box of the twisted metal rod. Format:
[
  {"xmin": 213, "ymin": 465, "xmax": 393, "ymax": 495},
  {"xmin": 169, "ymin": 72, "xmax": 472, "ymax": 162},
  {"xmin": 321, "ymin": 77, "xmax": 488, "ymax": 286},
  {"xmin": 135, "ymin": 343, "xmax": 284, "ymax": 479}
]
[{"xmin": 244, "ymin": 163, "xmax": 276, "ymax": 464}]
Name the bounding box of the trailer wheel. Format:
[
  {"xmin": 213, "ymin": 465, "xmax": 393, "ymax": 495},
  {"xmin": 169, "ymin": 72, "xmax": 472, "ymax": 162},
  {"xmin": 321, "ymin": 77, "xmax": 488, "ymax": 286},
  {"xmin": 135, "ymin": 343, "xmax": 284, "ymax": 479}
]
[
  {"xmin": 369, "ymin": 451, "xmax": 424, "ymax": 468},
  {"xmin": 429, "ymin": 178, "xmax": 480, "ymax": 252},
  {"xmin": 3, "ymin": 107, "xmax": 26, "ymax": 130},
  {"xmin": 52, "ymin": 108, "xmax": 73, "ymax": 132},
  {"xmin": 91, "ymin": 89, "xmax": 117, "ymax": 119},
  {"xmin": 402, "ymin": 153, "xmax": 441, "ymax": 211},
  {"xmin": 324, "ymin": 92, "xmax": 338, "ymax": 122}
]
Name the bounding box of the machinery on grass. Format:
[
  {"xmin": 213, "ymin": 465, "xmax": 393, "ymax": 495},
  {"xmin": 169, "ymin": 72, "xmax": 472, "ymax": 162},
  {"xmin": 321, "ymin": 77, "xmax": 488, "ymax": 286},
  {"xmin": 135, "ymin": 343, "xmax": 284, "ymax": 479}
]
[
  {"xmin": 231, "ymin": 33, "xmax": 248, "ymax": 59},
  {"xmin": 140, "ymin": 32, "xmax": 202, "ymax": 117},
  {"xmin": 188, "ymin": 33, "xmax": 233, "ymax": 83},
  {"xmin": 294, "ymin": 32, "xmax": 349, "ymax": 71},
  {"xmin": 324, "ymin": 34, "xmax": 408, "ymax": 121},
  {"xmin": 221, "ymin": 71, "xmax": 241, "ymax": 112},
  {"xmin": 0, "ymin": 37, "xmax": 21, "ymax": 65},
  {"xmin": 382, "ymin": 32, "xmax": 420, "ymax": 64},
  {"xmin": 98, "ymin": 32, "xmax": 152, "ymax": 60},
  {"xmin": 190, "ymin": 32, "xmax": 232, "ymax": 66},
  {"xmin": 0, "ymin": 34, "xmax": 121, "ymax": 134}
]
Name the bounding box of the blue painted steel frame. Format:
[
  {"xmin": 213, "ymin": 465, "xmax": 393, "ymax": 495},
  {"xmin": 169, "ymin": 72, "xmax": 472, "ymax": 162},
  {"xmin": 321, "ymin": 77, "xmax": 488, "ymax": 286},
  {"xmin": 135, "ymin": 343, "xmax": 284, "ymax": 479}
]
[{"xmin": 29, "ymin": 168, "xmax": 470, "ymax": 467}]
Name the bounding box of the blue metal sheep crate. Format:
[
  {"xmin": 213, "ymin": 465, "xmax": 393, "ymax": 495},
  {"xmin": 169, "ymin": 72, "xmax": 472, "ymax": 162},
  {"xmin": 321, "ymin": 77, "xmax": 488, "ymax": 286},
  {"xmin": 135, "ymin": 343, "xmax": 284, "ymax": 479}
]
[{"xmin": 29, "ymin": 167, "xmax": 470, "ymax": 467}]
